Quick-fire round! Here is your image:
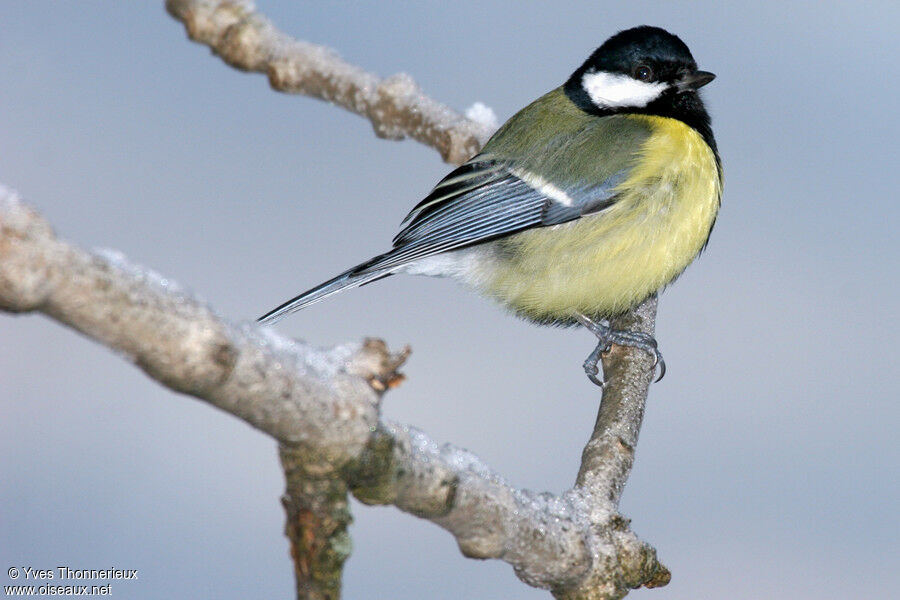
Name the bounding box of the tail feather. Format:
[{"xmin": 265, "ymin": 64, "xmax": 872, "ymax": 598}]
[{"xmin": 258, "ymin": 261, "xmax": 393, "ymax": 324}]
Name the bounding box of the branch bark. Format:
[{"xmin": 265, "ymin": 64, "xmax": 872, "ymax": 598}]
[
  {"xmin": 2, "ymin": 2, "xmax": 671, "ymax": 598},
  {"xmin": 164, "ymin": 0, "xmax": 494, "ymax": 165},
  {"xmin": 280, "ymin": 445, "xmax": 353, "ymax": 600}
]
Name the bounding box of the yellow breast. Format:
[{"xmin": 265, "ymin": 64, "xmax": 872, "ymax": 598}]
[{"xmin": 484, "ymin": 115, "xmax": 721, "ymax": 323}]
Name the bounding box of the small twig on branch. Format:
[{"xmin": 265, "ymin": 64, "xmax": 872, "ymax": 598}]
[{"xmin": 165, "ymin": 0, "xmax": 494, "ymax": 165}]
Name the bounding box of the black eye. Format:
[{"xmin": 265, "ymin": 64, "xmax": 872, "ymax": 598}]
[{"xmin": 634, "ymin": 65, "xmax": 653, "ymax": 81}]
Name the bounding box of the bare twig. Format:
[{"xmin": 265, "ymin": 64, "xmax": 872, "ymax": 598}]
[
  {"xmin": 164, "ymin": 0, "xmax": 494, "ymax": 165},
  {"xmin": 578, "ymin": 300, "xmax": 659, "ymax": 507},
  {"xmin": 280, "ymin": 445, "xmax": 352, "ymax": 600}
]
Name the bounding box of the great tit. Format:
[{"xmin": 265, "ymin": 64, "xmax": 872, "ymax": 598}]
[{"xmin": 260, "ymin": 25, "xmax": 721, "ymax": 386}]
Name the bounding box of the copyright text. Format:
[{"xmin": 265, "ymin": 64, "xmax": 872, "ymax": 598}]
[{"xmin": 5, "ymin": 566, "xmax": 139, "ymax": 596}]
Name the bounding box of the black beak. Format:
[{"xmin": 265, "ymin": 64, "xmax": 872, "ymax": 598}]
[{"xmin": 676, "ymin": 70, "xmax": 716, "ymax": 93}]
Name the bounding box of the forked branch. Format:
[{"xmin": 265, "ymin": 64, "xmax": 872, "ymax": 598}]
[
  {"xmin": 0, "ymin": 189, "xmax": 667, "ymax": 598},
  {"xmin": 0, "ymin": 1, "xmax": 671, "ymax": 598}
]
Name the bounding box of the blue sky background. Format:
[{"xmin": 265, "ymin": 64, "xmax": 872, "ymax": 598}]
[{"xmin": 1, "ymin": 2, "xmax": 898, "ymax": 599}]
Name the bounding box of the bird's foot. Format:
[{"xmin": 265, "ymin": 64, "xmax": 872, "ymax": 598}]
[
  {"xmin": 575, "ymin": 314, "xmax": 665, "ymax": 387},
  {"xmin": 582, "ymin": 340, "xmax": 607, "ymax": 387}
]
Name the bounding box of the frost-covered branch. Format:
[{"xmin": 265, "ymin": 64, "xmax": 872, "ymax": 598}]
[
  {"xmin": 1, "ymin": 185, "xmax": 667, "ymax": 598},
  {"xmin": 2, "ymin": 167, "xmax": 668, "ymax": 600},
  {"xmin": 2, "ymin": 2, "xmax": 671, "ymax": 598},
  {"xmin": 165, "ymin": 0, "xmax": 495, "ymax": 165},
  {"xmin": 0, "ymin": 189, "xmax": 398, "ymax": 450}
]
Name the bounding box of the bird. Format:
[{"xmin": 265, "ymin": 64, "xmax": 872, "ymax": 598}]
[{"xmin": 259, "ymin": 25, "xmax": 722, "ymax": 387}]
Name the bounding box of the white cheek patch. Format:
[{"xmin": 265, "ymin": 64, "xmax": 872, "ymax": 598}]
[{"xmin": 581, "ymin": 70, "xmax": 668, "ymax": 109}]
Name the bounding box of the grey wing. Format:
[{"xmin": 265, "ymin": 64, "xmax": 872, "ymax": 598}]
[
  {"xmin": 258, "ymin": 159, "xmax": 626, "ymax": 323},
  {"xmin": 351, "ymin": 159, "xmax": 626, "ymax": 275}
]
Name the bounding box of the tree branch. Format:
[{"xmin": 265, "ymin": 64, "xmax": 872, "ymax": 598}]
[
  {"xmin": 280, "ymin": 445, "xmax": 353, "ymax": 600},
  {"xmin": 164, "ymin": 0, "xmax": 494, "ymax": 165},
  {"xmin": 1, "ymin": 189, "xmax": 665, "ymax": 600},
  {"xmin": 3, "ymin": 1, "xmax": 671, "ymax": 597}
]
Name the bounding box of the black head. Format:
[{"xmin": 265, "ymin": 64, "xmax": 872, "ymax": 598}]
[{"xmin": 564, "ymin": 26, "xmax": 716, "ymax": 150}]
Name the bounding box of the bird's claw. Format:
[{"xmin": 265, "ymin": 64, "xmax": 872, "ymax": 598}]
[
  {"xmin": 651, "ymin": 347, "xmax": 666, "ymax": 382},
  {"xmin": 639, "ymin": 337, "xmax": 666, "ymax": 382},
  {"xmin": 582, "ymin": 338, "xmax": 609, "ymax": 387},
  {"xmin": 583, "ymin": 365, "xmax": 605, "ymax": 387},
  {"xmin": 576, "ymin": 313, "xmax": 666, "ymax": 386}
]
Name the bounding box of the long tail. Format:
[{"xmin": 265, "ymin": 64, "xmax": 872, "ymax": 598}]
[{"xmin": 257, "ymin": 258, "xmax": 393, "ymax": 325}]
